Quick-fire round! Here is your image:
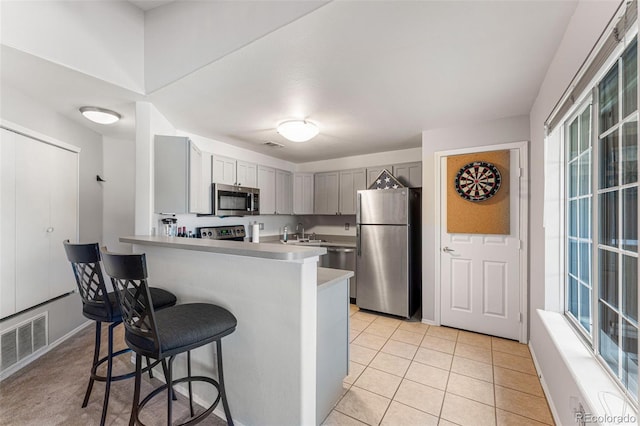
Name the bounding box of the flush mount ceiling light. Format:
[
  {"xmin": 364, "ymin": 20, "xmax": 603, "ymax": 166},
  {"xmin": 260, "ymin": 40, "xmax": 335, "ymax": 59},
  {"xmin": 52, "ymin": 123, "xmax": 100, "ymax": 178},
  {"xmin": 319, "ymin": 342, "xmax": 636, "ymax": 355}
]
[
  {"xmin": 79, "ymin": 106, "xmax": 121, "ymax": 125},
  {"xmin": 277, "ymin": 120, "xmax": 319, "ymax": 142}
]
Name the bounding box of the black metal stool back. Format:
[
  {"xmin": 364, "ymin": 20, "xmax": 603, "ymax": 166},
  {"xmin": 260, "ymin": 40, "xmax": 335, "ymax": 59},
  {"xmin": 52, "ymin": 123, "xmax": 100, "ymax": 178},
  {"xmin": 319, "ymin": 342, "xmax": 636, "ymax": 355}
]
[
  {"xmin": 63, "ymin": 240, "xmax": 115, "ymax": 321},
  {"xmin": 100, "ymin": 251, "xmax": 163, "ymax": 356}
]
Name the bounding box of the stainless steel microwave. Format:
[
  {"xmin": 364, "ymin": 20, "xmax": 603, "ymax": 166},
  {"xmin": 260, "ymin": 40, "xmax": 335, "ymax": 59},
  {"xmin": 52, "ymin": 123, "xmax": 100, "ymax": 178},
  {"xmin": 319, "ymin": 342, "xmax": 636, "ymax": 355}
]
[{"xmin": 212, "ymin": 183, "xmax": 260, "ymax": 216}]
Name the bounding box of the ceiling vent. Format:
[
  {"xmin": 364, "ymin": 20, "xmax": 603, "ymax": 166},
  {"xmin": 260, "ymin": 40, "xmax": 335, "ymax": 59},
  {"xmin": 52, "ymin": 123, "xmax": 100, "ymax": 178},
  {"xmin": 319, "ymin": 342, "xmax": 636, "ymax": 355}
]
[{"xmin": 263, "ymin": 141, "xmax": 284, "ymax": 148}]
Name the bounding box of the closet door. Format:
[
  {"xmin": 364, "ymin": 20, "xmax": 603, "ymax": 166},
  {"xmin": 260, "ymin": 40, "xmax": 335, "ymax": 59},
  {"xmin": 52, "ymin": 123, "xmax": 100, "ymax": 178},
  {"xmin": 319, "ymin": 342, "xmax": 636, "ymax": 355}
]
[
  {"xmin": 1, "ymin": 129, "xmax": 17, "ymax": 317},
  {"xmin": 48, "ymin": 146, "xmax": 78, "ymax": 299},
  {"xmin": 15, "ymin": 134, "xmax": 51, "ymax": 311}
]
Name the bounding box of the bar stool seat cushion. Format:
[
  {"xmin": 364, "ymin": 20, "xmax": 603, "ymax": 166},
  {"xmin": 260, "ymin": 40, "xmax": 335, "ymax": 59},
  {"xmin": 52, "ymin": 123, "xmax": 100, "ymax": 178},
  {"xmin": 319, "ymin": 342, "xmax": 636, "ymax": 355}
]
[
  {"xmin": 83, "ymin": 288, "xmax": 177, "ymax": 322},
  {"xmin": 126, "ymin": 303, "xmax": 237, "ymax": 357}
]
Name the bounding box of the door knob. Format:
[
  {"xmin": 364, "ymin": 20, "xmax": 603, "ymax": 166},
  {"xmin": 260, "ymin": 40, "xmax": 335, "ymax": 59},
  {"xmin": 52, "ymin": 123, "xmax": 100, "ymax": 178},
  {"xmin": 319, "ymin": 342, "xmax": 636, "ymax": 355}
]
[{"xmin": 442, "ymin": 246, "xmax": 455, "ymax": 253}]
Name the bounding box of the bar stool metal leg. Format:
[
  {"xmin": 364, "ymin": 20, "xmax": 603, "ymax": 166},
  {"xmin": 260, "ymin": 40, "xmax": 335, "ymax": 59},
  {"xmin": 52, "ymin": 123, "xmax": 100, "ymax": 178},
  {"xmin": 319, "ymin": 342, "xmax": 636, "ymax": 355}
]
[
  {"xmin": 100, "ymin": 322, "xmax": 118, "ymax": 426},
  {"xmin": 216, "ymin": 340, "xmax": 234, "ymax": 426},
  {"xmin": 187, "ymin": 351, "xmax": 194, "ymax": 417},
  {"xmin": 130, "ymin": 354, "xmax": 143, "ymax": 426},
  {"xmin": 82, "ymin": 321, "xmax": 102, "ymax": 408},
  {"xmin": 166, "ymin": 356, "xmax": 176, "ymax": 426}
]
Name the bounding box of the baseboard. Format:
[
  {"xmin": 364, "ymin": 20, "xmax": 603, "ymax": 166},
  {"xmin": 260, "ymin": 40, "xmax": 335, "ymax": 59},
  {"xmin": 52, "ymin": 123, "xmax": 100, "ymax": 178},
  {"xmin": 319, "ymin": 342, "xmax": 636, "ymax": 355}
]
[
  {"xmin": 0, "ymin": 319, "xmax": 92, "ymax": 381},
  {"xmin": 528, "ymin": 342, "xmax": 561, "ymax": 426},
  {"xmin": 421, "ymin": 318, "xmax": 438, "ymax": 326}
]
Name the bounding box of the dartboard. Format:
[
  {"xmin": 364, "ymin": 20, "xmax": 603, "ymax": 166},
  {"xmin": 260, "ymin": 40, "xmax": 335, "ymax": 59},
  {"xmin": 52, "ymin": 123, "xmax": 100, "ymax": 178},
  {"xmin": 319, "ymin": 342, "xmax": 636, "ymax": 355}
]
[{"xmin": 455, "ymin": 161, "xmax": 501, "ymax": 202}]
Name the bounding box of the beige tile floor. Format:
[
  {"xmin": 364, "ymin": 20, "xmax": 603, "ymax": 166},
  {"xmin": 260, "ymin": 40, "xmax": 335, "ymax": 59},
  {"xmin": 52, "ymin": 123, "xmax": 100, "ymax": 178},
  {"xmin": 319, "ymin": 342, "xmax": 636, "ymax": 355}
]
[{"xmin": 322, "ymin": 305, "xmax": 555, "ymax": 426}]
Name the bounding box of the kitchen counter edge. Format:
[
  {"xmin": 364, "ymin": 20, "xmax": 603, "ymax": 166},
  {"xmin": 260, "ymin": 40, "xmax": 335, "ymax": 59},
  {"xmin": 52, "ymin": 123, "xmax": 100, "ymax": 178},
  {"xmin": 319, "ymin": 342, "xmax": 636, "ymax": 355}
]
[
  {"xmin": 120, "ymin": 235, "xmax": 326, "ymax": 260},
  {"xmin": 317, "ymin": 267, "xmax": 354, "ymax": 289}
]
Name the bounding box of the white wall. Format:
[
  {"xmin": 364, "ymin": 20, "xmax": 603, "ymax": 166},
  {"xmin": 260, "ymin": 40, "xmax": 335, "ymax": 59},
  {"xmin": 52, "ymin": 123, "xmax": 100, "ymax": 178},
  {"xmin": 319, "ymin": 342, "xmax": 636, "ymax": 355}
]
[
  {"xmin": 421, "ymin": 115, "xmax": 530, "ymax": 323},
  {"xmin": 0, "ymin": 0, "xmax": 144, "ymax": 93},
  {"xmin": 0, "ymin": 85, "xmax": 102, "ymax": 342},
  {"xmin": 103, "ymin": 137, "xmax": 135, "ymax": 252},
  {"xmin": 135, "ymin": 102, "xmax": 176, "ymax": 235},
  {"xmin": 528, "ymin": 0, "xmax": 622, "ymax": 422},
  {"xmin": 296, "ymin": 147, "xmax": 421, "ymax": 173}
]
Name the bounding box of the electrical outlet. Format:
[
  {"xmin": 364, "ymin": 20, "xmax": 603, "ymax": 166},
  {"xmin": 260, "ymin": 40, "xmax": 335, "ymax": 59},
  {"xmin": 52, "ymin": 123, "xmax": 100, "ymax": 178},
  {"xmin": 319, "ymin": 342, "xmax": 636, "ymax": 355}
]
[
  {"xmin": 259, "ymin": 223, "xmax": 264, "ymax": 230},
  {"xmin": 345, "ymin": 223, "xmax": 350, "ymax": 230}
]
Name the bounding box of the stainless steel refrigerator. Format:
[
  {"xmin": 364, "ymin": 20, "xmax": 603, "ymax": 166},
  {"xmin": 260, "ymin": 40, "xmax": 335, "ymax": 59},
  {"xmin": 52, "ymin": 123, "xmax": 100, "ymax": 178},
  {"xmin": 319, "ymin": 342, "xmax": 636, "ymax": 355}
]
[{"xmin": 356, "ymin": 188, "xmax": 421, "ymax": 318}]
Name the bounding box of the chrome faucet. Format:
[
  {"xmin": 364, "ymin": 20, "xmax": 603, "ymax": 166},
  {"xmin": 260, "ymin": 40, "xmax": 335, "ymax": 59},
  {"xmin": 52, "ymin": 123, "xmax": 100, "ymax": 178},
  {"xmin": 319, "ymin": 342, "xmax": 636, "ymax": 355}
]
[{"xmin": 296, "ymin": 222, "xmax": 305, "ymax": 240}]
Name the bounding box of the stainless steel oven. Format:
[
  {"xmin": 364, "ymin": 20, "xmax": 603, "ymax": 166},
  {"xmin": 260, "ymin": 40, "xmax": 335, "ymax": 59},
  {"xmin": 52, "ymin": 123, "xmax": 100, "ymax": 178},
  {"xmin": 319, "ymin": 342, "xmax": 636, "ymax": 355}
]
[{"xmin": 212, "ymin": 184, "xmax": 260, "ymax": 216}]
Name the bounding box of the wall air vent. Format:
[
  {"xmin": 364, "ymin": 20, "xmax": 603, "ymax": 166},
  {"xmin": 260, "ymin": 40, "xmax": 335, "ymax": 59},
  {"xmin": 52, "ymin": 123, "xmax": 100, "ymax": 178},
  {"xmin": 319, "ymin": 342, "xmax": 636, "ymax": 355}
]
[
  {"xmin": 0, "ymin": 312, "xmax": 48, "ymax": 374},
  {"xmin": 264, "ymin": 141, "xmax": 284, "ymax": 148}
]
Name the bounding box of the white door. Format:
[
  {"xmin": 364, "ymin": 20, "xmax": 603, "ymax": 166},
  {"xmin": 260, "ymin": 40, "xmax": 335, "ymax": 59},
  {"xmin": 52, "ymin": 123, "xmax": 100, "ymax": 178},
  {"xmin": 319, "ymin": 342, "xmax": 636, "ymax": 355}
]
[{"xmin": 440, "ymin": 149, "xmax": 522, "ymax": 340}]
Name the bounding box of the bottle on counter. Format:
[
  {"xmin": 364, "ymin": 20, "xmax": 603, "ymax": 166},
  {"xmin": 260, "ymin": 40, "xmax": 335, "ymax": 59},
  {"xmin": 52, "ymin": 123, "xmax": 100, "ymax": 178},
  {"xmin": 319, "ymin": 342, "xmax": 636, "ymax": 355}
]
[
  {"xmin": 283, "ymin": 225, "xmax": 288, "ymax": 242},
  {"xmin": 252, "ymin": 221, "xmax": 260, "ymax": 243}
]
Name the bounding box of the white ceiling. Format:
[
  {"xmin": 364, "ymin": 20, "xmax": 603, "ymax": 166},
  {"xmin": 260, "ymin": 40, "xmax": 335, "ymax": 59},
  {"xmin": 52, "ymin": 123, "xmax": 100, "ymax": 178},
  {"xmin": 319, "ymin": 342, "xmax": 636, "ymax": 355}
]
[
  {"xmin": 128, "ymin": 0, "xmax": 175, "ymax": 12},
  {"xmin": 2, "ymin": 1, "xmax": 579, "ymax": 163}
]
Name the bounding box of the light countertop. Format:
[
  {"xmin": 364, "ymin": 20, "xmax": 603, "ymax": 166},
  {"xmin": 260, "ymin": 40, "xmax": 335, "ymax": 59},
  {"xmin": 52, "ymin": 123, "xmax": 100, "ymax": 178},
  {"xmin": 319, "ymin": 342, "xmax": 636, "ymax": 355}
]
[
  {"xmin": 120, "ymin": 235, "xmax": 326, "ymax": 261},
  {"xmin": 317, "ymin": 267, "xmax": 354, "ymax": 288}
]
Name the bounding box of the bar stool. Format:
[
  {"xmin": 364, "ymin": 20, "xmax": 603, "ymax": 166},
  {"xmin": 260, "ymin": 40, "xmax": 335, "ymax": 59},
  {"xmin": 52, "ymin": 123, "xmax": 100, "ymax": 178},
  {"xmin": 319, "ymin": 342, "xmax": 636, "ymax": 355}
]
[
  {"xmin": 100, "ymin": 248, "xmax": 237, "ymax": 426},
  {"xmin": 63, "ymin": 241, "xmax": 178, "ymax": 426}
]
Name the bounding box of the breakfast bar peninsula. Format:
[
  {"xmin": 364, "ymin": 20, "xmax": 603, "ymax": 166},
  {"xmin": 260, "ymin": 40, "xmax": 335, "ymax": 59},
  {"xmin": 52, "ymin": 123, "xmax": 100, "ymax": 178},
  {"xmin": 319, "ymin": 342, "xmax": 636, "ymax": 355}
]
[{"xmin": 119, "ymin": 235, "xmax": 352, "ymax": 426}]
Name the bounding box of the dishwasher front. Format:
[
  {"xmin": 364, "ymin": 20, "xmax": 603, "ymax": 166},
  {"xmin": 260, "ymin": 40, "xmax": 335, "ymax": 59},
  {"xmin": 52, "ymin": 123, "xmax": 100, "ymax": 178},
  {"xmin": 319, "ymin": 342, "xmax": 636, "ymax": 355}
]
[{"xmin": 319, "ymin": 247, "xmax": 356, "ymax": 301}]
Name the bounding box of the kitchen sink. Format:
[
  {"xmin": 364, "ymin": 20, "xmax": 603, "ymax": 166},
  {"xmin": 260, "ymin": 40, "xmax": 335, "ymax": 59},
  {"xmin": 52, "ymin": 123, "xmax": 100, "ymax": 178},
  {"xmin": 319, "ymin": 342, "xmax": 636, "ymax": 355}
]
[{"xmin": 294, "ymin": 239, "xmax": 326, "ymax": 243}]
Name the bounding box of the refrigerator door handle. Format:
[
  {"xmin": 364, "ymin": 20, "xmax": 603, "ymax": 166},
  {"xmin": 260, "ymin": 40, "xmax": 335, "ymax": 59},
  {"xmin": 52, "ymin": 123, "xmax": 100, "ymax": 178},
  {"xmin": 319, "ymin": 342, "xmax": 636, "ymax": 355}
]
[
  {"xmin": 356, "ymin": 192, "xmax": 361, "ymax": 224},
  {"xmin": 356, "ymin": 225, "xmax": 361, "ymax": 256}
]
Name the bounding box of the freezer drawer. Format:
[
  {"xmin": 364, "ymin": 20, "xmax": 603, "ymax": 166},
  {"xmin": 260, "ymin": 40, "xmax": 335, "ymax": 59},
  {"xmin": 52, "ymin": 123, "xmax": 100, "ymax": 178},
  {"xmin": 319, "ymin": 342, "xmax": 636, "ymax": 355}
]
[{"xmin": 356, "ymin": 225, "xmax": 409, "ymax": 317}]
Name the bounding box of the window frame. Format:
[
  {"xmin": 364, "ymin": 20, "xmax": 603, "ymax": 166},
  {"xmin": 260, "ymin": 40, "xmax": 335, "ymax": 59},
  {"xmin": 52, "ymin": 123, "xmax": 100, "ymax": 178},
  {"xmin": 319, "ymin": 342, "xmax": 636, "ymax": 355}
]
[{"xmin": 562, "ymin": 23, "xmax": 639, "ymax": 406}]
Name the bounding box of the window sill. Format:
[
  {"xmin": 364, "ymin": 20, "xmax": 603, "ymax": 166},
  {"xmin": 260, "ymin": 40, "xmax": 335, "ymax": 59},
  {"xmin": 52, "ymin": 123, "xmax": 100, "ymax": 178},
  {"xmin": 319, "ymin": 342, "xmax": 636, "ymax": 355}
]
[{"xmin": 534, "ymin": 309, "xmax": 637, "ymax": 424}]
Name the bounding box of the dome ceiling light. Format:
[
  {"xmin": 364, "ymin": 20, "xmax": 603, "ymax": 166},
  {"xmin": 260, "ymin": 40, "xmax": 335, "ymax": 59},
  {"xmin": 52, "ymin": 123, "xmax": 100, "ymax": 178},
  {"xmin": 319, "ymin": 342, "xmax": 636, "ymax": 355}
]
[
  {"xmin": 79, "ymin": 106, "xmax": 121, "ymax": 125},
  {"xmin": 277, "ymin": 120, "xmax": 319, "ymax": 142}
]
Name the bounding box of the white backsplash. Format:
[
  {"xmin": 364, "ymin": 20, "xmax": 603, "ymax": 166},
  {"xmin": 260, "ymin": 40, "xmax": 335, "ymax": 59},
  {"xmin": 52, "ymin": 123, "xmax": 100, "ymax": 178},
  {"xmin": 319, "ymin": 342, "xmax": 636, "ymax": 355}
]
[
  {"xmin": 153, "ymin": 213, "xmax": 297, "ymax": 240},
  {"xmin": 299, "ymin": 215, "xmax": 357, "ymax": 237}
]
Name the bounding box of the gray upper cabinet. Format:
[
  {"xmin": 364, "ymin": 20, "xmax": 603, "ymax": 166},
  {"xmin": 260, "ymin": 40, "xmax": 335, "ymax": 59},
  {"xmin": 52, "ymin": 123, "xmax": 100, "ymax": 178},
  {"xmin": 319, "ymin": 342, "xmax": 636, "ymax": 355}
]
[
  {"xmin": 155, "ymin": 135, "xmax": 189, "ymax": 214},
  {"xmin": 293, "ymin": 173, "xmax": 314, "ymax": 214},
  {"xmin": 276, "ymin": 169, "xmax": 293, "ymax": 215},
  {"xmin": 236, "ymin": 161, "xmax": 257, "ymax": 188},
  {"xmin": 366, "ymin": 165, "xmax": 393, "ymax": 187},
  {"xmin": 257, "ymin": 165, "xmax": 276, "ymax": 214},
  {"xmin": 314, "ymin": 169, "xmax": 364, "ymax": 215},
  {"xmin": 212, "ymin": 155, "xmax": 237, "ymax": 185},
  {"xmin": 314, "ymin": 172, "xmax": 340, "ymax": 215},
  {"xmin": 393, "ymin": 162, "xmax": 422, "ymax": 187},
  {"xmin": 155, "ymin": 135, "xmax": 210, "ymax": 214},
  {"xmin": 339, "ymin": 169, "xmax": 366, "ymax": 215}
]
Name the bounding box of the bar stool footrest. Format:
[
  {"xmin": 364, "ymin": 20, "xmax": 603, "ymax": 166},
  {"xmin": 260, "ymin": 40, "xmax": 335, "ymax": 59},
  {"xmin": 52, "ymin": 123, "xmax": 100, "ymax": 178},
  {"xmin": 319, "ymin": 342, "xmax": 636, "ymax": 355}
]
[{"xmin": 135, "ymin": 376, "xmax": 221, "ymax": 426}]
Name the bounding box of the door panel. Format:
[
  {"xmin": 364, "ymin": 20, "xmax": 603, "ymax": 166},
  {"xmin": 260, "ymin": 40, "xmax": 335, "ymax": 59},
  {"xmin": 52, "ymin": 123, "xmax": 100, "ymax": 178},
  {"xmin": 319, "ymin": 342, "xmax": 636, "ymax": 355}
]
[
  {"xmin": 483, "ymin": 261, "xmax": 508, "ymax": 317},
  {"xmin": 15, "ymin": 136, "xmax": 51, "ymax": 311},
  {"xmin": 450, "ymin": 258, "xmax": 472, "ymax": 311},
  {"xmin": 356, "ymin": 225, "xmax": 408, "ymax": 317},
  {"xmin": 49, "ymin": 147, "xmax": 78, "ymax": 299},
  {"xmin": 440, "ymin": 149, "xmax": 522, "ymax": 340}
]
